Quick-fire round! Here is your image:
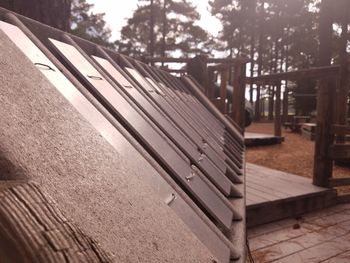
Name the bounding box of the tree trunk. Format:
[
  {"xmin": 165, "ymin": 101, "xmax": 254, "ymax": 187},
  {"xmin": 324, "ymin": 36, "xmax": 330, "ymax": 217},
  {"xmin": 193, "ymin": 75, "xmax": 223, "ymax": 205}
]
[
  {"xmin": 249, "ymin": 0, "xmax": 256, "ymax": 103},
  {"xmin": 161, "ymin": 0, "xmax": 167, "ymax": 62},
  {"xmin": 254, "ymin": 1, "xmax": 264, "ymax": 121},
  {"xmin": 268, "ymin": 41, "xmax": 276, "ymax": 120},
  {"xmin": 149, "ymin": 0, "xmax": 155, "ymax": 57},
  {"xmin": 0, "ymin": 0, "xmax": 71, "ymax": 31},
  {"xmin": 335, "ymin": 0, "xmax": 349, "ymax": 130}
]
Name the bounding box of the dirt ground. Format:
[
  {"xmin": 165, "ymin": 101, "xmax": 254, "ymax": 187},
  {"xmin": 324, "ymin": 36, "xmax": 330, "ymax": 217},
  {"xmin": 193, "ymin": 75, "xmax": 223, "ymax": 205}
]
[{"xmin": 245, "ymin": 122, "xmax": 350, "ymax": 192}]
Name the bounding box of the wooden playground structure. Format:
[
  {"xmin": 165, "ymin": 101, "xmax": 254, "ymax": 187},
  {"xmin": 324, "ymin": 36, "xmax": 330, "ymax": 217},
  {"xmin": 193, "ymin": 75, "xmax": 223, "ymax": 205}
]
[{"xmin": 144, "ymin": 52, "xmax": 350, "ymax": 224}]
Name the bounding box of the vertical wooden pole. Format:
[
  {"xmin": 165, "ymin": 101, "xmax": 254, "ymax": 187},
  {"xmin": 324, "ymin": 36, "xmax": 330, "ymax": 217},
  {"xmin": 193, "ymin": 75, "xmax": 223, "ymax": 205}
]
[
  {"xmin": 313, "ymin": 0, "xmax": 334, "ymax": 187},
  {"xmin": 274, "ymin": 82, "xmax": 282, "ymax": 137},
  {"xmin": 261, "ymin": 94, "xmax": 265, "ymax": 118},
  {"xmin": 255, "ymin": 85, "xmax": 261, "ymax": 121},
  {"xmin": 232, "ymin": 62, "xmax": 247, "ymax": 131},
  {"xmin": 187, "ymin": 56, "xmax": 209, "ymax": 96},
  {"xmin": 268, "ymin": 85, "xmax": 274, "ymax": 120},
  {"xmin": 282, "ymin": 89, "xmax": 289, "ymax": 123},
  {"xmin": 220, "ymin": 66, "xmax": 229, "ymax": 114}
]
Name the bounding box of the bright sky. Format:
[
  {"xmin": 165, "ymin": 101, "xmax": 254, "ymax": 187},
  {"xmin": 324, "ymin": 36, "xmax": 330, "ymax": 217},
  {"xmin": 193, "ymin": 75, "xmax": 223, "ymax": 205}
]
[{"xmin": 87, "ymin": 0, "xmax": 222, "ymax": 41}]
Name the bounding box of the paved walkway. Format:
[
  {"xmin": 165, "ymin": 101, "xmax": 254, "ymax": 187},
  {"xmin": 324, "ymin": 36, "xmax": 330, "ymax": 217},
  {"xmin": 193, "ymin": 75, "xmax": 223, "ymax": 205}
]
[{"xmin": 248, "ymin": 203, "xmax": 350, "ymax": 262}]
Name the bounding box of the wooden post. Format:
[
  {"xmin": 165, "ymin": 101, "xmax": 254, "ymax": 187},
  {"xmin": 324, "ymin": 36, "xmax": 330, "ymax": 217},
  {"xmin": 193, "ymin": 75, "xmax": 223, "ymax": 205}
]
[
  {"xmin": 255, "ymin": 85, "xmax": 261, "ymax": 121},
  {"xmin": 261, "ymin": 94, "xmax": 265, "ymax": 118},
  {"xmin": 187, "ymin": 55, "xmax": 209, "ymax": 95},
  {"xmin": 268, "ymin": 85, "xmax": 274, "ymax": 120},
  {"xmin": 274, "ymin": 82, "xmax": 282, "ymax": 137},
  {"xmin": 282, "ymin": 89, "xmax": 289, "ymax": 123},
  {"xmin": 313, "ymin": 0, "xmax": 334, "ymax": 187},
  {"xmin": 220, "ymin": 66, "xmax": 229, "ymax": 114},
  {"xmin": 232, "ymin": 62, "xmax": 247, "ymax": 130}
]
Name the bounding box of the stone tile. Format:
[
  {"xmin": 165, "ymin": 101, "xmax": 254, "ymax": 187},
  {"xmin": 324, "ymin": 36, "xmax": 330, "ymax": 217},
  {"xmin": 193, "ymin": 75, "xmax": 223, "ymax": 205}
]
[
  {"xmin": 323, "ymin": 250, "xmax": 350, "ymax": 263},
  {"xmin": 275, "ymin": 232, "xmax": 350, "ymax": 263},
  {"xmin": 253, "ymin": 240, "xmax": 305, "ymax": 262}
]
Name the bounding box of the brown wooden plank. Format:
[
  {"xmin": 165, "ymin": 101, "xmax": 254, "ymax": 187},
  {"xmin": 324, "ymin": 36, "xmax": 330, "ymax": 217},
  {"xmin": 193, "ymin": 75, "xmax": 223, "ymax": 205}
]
[
  {"xmin": 247, "ymin": 164, "xmax": 326, "ymax": 194},
  {"xmin": 337, "ymin": 194, "xmax": 350, "ymax": 203},
  {"xmin": 329, "ymin": 144, "xmax": 350, "ymax": 159},
  {"xmin": 246, "ymin": 182, "xmax": 288, "ymax": 201},
  {"xmin": 246, "ymin": 169, "xmax": 309, "ymax": 193},
  {"xmin": 246, "ymin": 186, "xmax": 274, "ymax": 202},
  {"xmin": 248, "ymin": 204, "xmax": 350, "ymax": 239},
  {"xmin": 144, "ymin": 56, "xmax": 246, "ymax": 64},
  {"xmin": 329, "ymin": 177, "xmax": 350, "ymax": 187},
  {"xmin": 331, "ymin": 125, "xmax": 350, "ymax": 135},
  {"xmin": 249, "ymin": 65, "xmax": 340, "ymax": 84},
  {"xmin": 246, "ymin": 176, "xmax": 295, "ymax": 198},
  {"xmin": 247, "ymin": 190, "xmax": 336, "ymax": 227}
]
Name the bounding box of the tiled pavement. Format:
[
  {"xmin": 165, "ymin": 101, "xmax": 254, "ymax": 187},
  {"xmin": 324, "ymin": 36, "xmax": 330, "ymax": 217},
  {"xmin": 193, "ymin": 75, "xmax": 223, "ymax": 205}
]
[{"xmin": 248, "ymin": 203, "xmax": 350, "ymax": 262}]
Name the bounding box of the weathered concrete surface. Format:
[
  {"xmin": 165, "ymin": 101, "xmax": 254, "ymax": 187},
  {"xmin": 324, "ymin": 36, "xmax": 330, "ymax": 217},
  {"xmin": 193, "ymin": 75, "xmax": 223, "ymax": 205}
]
[{"xmin": 0, "ymin": 31, "xmax": 215, "ymax": 262}]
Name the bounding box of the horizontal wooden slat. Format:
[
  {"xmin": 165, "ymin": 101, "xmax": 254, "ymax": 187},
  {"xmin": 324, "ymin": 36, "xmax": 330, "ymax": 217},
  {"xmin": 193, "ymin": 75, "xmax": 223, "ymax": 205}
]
[
  {"xmin": 329, "ymin": 177, "xmax": 350, "ymax": 187},
  {"xmin": 143, "ymin": 56, "xmax": 247, "ymax": 64},
  {"xmin": 337, "ymin": 194, "xmax": 350, "ymax": 204},
  {"xmin": 249, "ymin": 65, "xmax": 340, "ymax": 84},
  {"xmin": 331, "ymin": 125, "xmax": 350, "ymax": 135},
  {"xmin": 329, "ymin": 144, "xmax": 350, "ymax": 159}
]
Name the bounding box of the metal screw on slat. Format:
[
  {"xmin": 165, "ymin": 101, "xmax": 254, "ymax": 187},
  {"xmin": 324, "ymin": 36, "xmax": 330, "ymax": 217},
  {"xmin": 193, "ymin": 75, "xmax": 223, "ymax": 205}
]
[
  {"xmin": 198, "ymin": 153, "xmax": 205, "ymax": 163},
  {"xmin": 165, "ymin": 193, "xmax": 176, "ymax": 205},
  {"xmin": 185, "ymin": 171, "xmax": 196, "ymax": 182},
  {"xmin": 87, "ymin": 75, "xmax": 103, "ymax": 80},
  {"xmin": 34, "ymin": 62, "xmax": 55, "ymax": 72}
]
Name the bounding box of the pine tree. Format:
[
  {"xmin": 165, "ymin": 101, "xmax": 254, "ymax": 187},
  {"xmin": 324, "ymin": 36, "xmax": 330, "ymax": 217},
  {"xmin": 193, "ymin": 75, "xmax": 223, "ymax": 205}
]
[
  {"xmin": 70, "ymin": 0, "xmax": 114, "ymax": 48},
  {"xmin": 0, "ymin": 0, "xmax": 71, "ymax": 31},
  {"xmin": 116, "ymin": 0, "xmax": 211, "ymax": 57}
]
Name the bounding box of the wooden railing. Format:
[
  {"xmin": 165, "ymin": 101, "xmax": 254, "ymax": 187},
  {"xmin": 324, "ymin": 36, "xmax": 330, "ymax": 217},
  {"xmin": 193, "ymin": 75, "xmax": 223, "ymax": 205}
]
[{"xmin": 328, "ymin": 125, "xmax": 350, "ymax": 192}]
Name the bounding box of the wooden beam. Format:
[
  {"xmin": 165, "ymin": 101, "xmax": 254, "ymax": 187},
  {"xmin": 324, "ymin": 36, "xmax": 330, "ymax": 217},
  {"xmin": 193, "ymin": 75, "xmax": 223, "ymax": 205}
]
[
  {"xmin": 248, "ymin": 65, "xmax": 340, "ymax": 84},
  {"xmin": 329, "ymin": 144, "xmax": 350, "ymax": 159},
  {"xmin": 329, "ymin": 177, "xmax": 350, "ymax": 187},
  {"xmin": 144, "ymin": 56, "xmax": 247, "ymax": 64},
  {"xmin": 331, "ymin": 125, "xmax": 350, "ymax": 135},
  {"xmin": 163, "ymin": 68, "xmax": 187, "ymax": 73},
  {"xmin": 337, "ymin": 194, "xmax": 350, "ymax": 204}
]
